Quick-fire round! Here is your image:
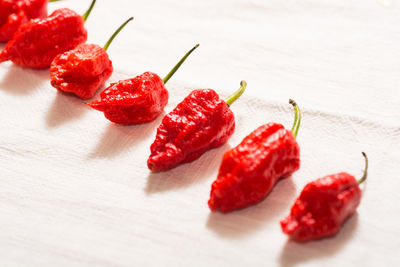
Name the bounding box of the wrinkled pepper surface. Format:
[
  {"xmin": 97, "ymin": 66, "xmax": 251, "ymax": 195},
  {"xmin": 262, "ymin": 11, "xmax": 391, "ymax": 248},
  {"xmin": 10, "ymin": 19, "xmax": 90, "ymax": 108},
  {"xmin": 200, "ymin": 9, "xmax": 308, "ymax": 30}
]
[
  {"xmin": 208, "ymin": 99, "xmax": 301, "ymax": 213},
  {"xmin": 90, "ymin": 44, "xmax": 199, "ymax": 124},
  {"xmin": 50, "ymin": 17, "xmax": 133, "ymax": 99},
  {"xmin": 280, "ymin": 152, "xmax": 368, "ymax": 242},
  {"xmin": 147, "ymin": 81, "xmax": 247, "ymax": 172},
  {"xmin": 0, "ymin": 0, "xmax": 49, "ymax": 42},
  {"xmin": 90, "ymin": 72, "xmax": 168, "ymax": 124},
  {"xmin": 0, "ymin": 0, "xmax": 96, "ymax": 68}
]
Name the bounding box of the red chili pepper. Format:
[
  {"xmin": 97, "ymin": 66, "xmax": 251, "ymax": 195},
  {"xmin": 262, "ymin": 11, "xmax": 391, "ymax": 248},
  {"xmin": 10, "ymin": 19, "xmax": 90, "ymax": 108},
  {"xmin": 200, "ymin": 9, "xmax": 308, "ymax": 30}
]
[
  {"xmin": 0, "ymin": 0, "xmax": 57, "ymax": 42},
  {"xmin": 50, "ymin": 17, "xmax": 133, "ymax": 100},
  {"xmin": 208, "ymin": 99, "xmax": 301, "ymax": 212},
  {"xmin": 147, "ymin": 81, "xmax": 247, "ymax": 172},
  {"xmin": 280, "ymin": 152, "xmax": 368, "ymax": 242},
  {"xmin": 89, "ymin": 44, "xmax": 200, "ymax": 124},
  {"xmin": 0, "ymin": 0, "xmax": 96, "ymax": 69}
]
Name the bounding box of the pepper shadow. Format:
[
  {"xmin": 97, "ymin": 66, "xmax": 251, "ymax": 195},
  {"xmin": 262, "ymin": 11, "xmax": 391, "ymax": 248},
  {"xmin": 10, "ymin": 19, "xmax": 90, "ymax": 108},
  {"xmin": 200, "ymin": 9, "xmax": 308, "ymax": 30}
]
[
  {"xmin": 0, "ymin": 65, "xmax": 49, "ymax": 95},
  {"xmin": 45, "ymin": 92, "xmax": 89, "ymax": 128},
  {"xmin": 279, "ymin": 213, "xmax": 359, "ymax": 267},
  {"xmin": 88, "ymin": 114, "xmax": 164, "ymax": 159},
  {"xmin": 206, "ymin": 178, "xmax": 297, "ymax": 239},
  {"xmin": 145, "ymin": 143, "xmax": 232, "ymax": 194}
]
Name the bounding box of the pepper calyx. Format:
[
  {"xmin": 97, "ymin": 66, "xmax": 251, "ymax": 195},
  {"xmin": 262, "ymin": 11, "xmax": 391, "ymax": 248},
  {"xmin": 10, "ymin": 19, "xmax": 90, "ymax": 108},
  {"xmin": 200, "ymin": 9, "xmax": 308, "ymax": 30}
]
[{"xmin": 225, "ymin": 80, "xmax": 247, "ymax": 107}]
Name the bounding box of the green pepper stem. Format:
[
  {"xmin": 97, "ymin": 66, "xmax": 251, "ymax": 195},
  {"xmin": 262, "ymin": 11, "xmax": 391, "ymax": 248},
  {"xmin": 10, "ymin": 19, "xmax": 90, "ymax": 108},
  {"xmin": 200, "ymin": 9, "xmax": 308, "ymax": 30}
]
[
  {"xmin": 289, "ymin": 99, "xmax": 301, "ymax": 139},
  {"xmin": 163, "ymin": 44, "xmax": 200, "ymax": 84},
  {"xmin": 358, "ymin": 152, "xmax": 368, "ymax": 184},
  {"xmin": 82, "ymin": 0, "xmax": 96, "ymax": 22},
  {"xmin": 225, "ymin": 81, "xmax": 247, "ymax": 107},
  {"xmin": 103, "ymin": 17, "xmax": 134, "ymax": 51}
]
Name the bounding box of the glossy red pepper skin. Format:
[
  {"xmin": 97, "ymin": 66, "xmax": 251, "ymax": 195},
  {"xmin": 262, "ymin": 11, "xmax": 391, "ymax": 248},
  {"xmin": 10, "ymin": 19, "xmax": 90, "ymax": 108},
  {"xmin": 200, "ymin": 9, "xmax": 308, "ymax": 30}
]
[
  {"xmin": 90, "ymin": 72, "xmax": 169, "ymax": 124},
  {"xmin": 90, "ymin": 44, "xmax": 198, "ymax": 125},
  {"xmin": 0, "ymin": 0, "xmax": 48, "ymax": 42},
  {"xmin": 280, "ymin": 173, "xmax": 361, "ymax": 242},
  {"xmin": 50, "ymin": 43, "xmax": 113, "ymax": 99},
  {"xmin": 0, "ymin": 8, "xmax": 87, "ymax": 69},
  {"xmin": 208, "ymin": 123, "xmax": 300, "ymax": 213},
  {"xmin": 147, "ymin": 89, "xmax": 235, "ymax": 172}
]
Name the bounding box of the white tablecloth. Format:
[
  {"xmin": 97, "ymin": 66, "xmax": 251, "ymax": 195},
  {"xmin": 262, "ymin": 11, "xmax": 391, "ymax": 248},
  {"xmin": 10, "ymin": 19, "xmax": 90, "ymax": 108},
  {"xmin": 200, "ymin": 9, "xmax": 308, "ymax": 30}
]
[{"xmin": 1, "ymin": 0, "xmax": 399, "ymax": 266}]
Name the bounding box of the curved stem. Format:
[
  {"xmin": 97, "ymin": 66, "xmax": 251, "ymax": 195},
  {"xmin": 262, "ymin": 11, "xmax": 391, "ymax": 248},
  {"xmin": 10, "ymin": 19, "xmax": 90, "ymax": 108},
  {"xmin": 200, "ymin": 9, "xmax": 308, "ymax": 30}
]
[
  {"xmin": 82, "ymin": 0, "xmax": 96, "ymax": 22},
  {"xmin": 289, "ymin": 99, "xmax": 301, "ymax": 139},
  {"xmin": 103, "ymin": 17, "xmax": 134, "ymax": 51},
  {"xmin": 358, "ymin": 152, "xmax": 368, "ymax": 184},
  {"xmin": 163, "ymin": 44, "xmax": 200, "ymax": 84},
  {"xmin": 225, "ymin": 81, "xmax": 247, "ymax": 107}
]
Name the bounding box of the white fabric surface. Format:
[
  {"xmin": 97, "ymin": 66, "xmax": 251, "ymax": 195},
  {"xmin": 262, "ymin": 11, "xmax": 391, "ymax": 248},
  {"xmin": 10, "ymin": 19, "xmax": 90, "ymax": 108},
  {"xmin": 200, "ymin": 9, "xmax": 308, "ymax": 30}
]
[{"xmin": 1, "ymin": 0, "xmax": 399, "ymax": 266}]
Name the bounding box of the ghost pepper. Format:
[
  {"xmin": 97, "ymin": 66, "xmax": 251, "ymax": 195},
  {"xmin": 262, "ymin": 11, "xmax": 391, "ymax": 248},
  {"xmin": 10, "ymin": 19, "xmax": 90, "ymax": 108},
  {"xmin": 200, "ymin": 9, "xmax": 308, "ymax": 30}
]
[
  {"xmin": 0, "ymin": 0, "xmax": 96, "ymax": 69},
  {"xmin": 50, "ymin": 17, "xmax": 133, "ymax": 99},
  {"xmin": 89, "ymin": 44, "xmax": 200, "ymax": 124},
  {"xmin": 0, "ymin": 0, "xmax": 56, "ymax": 42},
  {"xmin": 208, "ymin": 99, "xmax": 301, "ymax": 213},
  {"xmin": 147, "ymin": 81, "xmax": 247, "ymax": 172},
  {"xmin": 280, "ymin": 152, "xmax": 368, "ymax": 242}
]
